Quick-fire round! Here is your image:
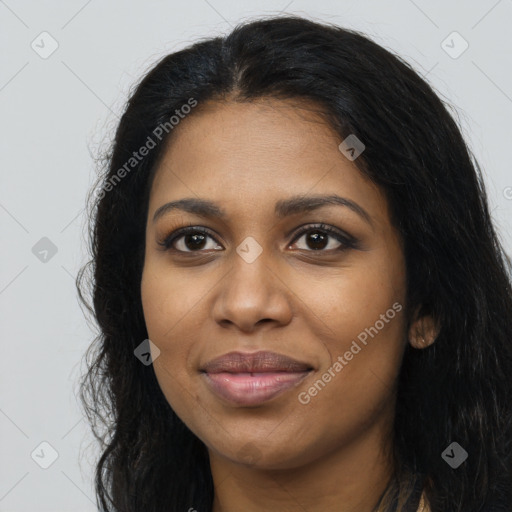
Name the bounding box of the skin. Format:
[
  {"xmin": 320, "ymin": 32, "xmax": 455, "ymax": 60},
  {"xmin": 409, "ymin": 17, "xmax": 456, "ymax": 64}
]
[{"xmin": 140, "ymin": 97, "xmax": 436, "ymax": 512}]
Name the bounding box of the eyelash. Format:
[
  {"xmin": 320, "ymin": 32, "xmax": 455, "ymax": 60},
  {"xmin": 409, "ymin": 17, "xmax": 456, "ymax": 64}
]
[{"xmin": 158, "ymin": 223, "xmax": 358, "ymax": 254}]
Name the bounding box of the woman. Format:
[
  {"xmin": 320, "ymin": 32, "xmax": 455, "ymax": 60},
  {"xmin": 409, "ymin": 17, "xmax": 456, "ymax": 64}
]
[{"xmin": 77, "ymin": 14, "xmax": 512, "ymax": 512}]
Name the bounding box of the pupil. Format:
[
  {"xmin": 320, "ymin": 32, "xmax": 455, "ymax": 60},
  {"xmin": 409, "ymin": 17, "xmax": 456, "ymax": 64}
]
[
  {"xmin": 308, "ymin": 231, "xmax": 327, "ymax": 250},
  {"xmin": 186, "ymin": 233, "xmax": 206, "ymax": 250}
]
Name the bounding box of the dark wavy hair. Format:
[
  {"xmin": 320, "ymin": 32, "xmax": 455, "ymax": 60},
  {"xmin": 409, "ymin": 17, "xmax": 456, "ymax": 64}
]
[{"xmin": 77, "ymin": 14, "xmax": 512, "ymax": 512}]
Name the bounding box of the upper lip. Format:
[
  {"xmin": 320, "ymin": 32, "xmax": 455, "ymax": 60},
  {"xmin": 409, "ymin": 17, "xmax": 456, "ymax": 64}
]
[{"xmin": 201, "ymin": 351, "xmax": 313, "ymax": 374}]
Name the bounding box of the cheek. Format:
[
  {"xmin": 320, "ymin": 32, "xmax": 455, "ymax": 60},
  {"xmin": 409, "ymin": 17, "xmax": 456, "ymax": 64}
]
[
  {"xmin": 295, "ymin": 301, "xmax": 406, "ymax": 457},
  {"xmin": 293, "ymin": 254, "xmax": 405, "ymax": 346},
  {"xmin": 292, "ymin": 257, "xmax": 406, "ymax": 411},
  {"xmin": 141, "ymin": 267, "xmax": 187, "ymax": 376},
  {"xmin": 141, "ymin": 262, "xmax": 210, "ymax": 336},
  {"xmin": 140, "ymin": 263, "xmax": 211, "ymax": 426}
]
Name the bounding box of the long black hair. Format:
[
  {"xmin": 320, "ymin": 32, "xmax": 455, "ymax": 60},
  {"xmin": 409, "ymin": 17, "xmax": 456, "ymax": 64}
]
[{"xmin": 77, "ymin": 14, "xmax": 512, "ymax": 511}]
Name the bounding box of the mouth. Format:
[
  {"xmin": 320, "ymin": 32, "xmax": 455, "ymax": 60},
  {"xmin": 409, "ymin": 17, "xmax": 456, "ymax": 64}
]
[{"xmin": 200, "ymin": 351, "xmax": 314, "ymax": 406}]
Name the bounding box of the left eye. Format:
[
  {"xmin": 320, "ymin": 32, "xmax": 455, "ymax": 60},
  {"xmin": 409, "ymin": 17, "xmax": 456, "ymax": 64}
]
[{"xmin": 288, "ymin": 224, "xmax": 356, "ymax": 252}]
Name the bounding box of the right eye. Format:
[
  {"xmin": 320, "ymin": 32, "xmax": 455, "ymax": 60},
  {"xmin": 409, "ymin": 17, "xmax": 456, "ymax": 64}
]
[{"xmin": 158, "ymin": 226, "xmax": 224, "ymax": 253}]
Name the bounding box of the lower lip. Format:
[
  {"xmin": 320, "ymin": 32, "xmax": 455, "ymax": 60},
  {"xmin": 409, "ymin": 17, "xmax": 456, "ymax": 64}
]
[{"xmin": 202, "ymin": 371, "xmax": 311, "ymax": 406}]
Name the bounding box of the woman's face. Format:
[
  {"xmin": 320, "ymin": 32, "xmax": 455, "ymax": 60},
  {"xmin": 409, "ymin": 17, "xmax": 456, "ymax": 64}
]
[{"xmin": 141, "ymin": 98, "xmax": 410, "ymax": 471}]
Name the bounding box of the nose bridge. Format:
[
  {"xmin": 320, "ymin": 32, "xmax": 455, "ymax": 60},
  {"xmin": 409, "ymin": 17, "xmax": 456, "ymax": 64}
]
[
  {"xmin": 212, "ymin": 238, "xmax": 292, "ymax": 330},
  {"xmin": 231, "ymin": 242, "xmax": 271, "ymax": 288},
  {"xmin": 228, "ymin": 239, "xmax": 276, "ymax": 302}
]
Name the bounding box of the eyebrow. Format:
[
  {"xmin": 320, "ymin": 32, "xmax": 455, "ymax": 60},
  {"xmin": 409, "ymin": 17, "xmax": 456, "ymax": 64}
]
[{"xmin": 152, "ymin": 194, "xmax": 373, "ymax": 227}]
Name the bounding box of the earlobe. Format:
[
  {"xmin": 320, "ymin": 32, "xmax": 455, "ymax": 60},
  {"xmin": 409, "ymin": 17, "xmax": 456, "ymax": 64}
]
[{"xmin": 408, "ymin": 308, "xmax": 439, "ymax": 349}]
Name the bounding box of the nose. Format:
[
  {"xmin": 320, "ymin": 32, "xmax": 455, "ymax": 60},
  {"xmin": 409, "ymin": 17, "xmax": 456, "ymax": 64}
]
[{"xmin": 211, "ymin": 251, "xmax": 294, "ymax": 333}]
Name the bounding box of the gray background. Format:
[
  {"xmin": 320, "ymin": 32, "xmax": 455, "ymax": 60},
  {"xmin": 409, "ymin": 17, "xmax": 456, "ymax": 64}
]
[{"xmin": 1, "ymin": 0, "xmax": 511, "ymax": 510}]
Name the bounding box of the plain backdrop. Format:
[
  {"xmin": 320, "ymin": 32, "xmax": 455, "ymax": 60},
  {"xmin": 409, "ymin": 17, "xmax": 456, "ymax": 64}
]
[{"xmin": 1, "ymin": 1, "xmax": 511, "ymax": 510}]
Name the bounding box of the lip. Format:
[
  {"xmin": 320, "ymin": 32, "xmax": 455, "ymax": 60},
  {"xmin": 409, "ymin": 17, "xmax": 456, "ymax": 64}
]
[{"xmin": 200, "ymin": 351, "xmax": 313, "ymax": 406}]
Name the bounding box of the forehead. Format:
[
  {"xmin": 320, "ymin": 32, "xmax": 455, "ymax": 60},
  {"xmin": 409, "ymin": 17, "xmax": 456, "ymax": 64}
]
[{"xmin": 148, "ymin": 98, "xmax": 387, "ymax": 225}]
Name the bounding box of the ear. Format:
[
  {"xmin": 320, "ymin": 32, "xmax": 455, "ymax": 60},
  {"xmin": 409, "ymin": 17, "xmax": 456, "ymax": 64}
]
[{"xmin": 408, "ymin": 306, "xmax": 439, "ymax": 349}]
